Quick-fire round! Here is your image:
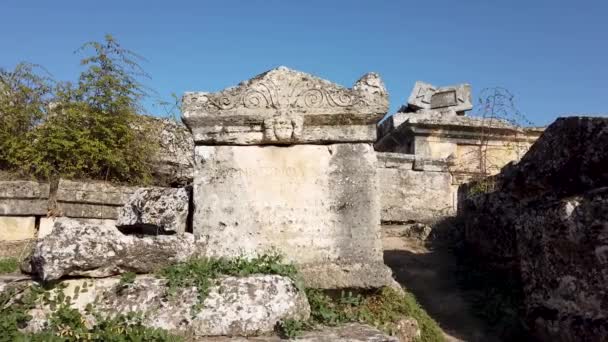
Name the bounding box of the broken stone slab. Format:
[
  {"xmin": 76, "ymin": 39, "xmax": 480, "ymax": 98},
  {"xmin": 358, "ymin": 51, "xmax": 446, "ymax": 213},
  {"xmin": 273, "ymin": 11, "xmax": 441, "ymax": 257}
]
[
  {"xmin": 30, "ymin": 218, "xmax": 198, "ymax": 281},
  {"xmin": 117, "ymin": 187, "xmax": 189, "ymax": 234},
  {"xmin": 406, "ymin": 81, "xmax": 472, "ymax": 113},
  {"xmin": 0, "ymin": 181, "xmax": 49, "ymax": 216},
  {"xmin": 193, "ymin": 143, "xmax": 393, "ymax": 289},
  {"xmin": 182, "ymin": 66, "xmax": 389, "ymax": 145},
  {"xmin": 25, "ymin": 274, "xmax": 309, "ymax": 338}
]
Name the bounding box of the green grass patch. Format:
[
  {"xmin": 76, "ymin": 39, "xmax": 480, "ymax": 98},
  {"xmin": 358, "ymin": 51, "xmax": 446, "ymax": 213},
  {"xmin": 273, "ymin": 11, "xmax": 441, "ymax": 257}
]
[
  {"xmin": 0, "ymin": 257, "xmax": 19, "ymax": 274},
  {"xmin": 0, "ymin": 283, "xmax": 181, "ymax": 342},
  {"xmin": 278, "ymin": 287, "xmax": 444, "ymax": 342},
  {"xmin": 157, "ymin": 252, "xmax": 300, "ymax": 314}
]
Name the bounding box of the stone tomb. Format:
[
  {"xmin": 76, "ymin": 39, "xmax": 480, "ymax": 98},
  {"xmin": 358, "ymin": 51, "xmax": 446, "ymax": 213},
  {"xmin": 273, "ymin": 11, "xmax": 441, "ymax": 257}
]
[{"xmin": 184, "ymin": 67, "xmax": 393, "ymax": 289}]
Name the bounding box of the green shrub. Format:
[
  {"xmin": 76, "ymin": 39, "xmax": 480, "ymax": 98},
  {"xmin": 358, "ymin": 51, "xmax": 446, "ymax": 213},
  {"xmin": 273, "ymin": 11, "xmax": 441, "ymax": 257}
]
[
  {"xmin": 0, "ymin": 257, "xmax": 19, "ymax": 274},
  {"xmin": 0, "ymin": 63, "xmax": 53, "ymax": 171},
  {"xmin": 0, "ymin": 35, "xmax": 158, "ymax": 185},
  {"xmin": 276, "ymin": 318, "xmax": 311, "ymax": 339}
]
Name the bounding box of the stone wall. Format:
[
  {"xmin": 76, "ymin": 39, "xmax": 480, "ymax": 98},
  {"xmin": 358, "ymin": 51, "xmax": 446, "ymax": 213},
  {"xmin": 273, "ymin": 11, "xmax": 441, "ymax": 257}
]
[
  {"xmin": 376, "ymin": 111, "xmax": 542, "ymax": 177},
  {"xmin": 0, "ymin": 179, "xmax": 140, "ymax": 259},
  {"xmin": 460, "ymin": 117, "xmax": 608, "ymax": 342},
  {"xmin": 377, "ymin": 152, "xmax": 456, "ymax": 238}
]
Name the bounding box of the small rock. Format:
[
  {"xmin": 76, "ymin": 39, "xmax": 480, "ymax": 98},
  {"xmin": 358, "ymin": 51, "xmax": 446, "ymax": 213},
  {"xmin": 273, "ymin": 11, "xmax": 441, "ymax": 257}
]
[
  {"xmin": 31, "ymin": 218, "xmax": 197, "ymax": 281},
  {"xmin": 117, "ymin": 187, "xmax": 189, "ymax": 234},
  {"xmin": 394, "ymin": 318, "xmax": 421, "ymax": 342}
]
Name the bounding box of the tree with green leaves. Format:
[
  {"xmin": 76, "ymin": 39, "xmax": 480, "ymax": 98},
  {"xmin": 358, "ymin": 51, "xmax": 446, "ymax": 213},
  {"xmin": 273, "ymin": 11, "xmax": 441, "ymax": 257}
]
[{"xmin": 1, "ymin": 35, "xmax": 158, "ymax": 184}]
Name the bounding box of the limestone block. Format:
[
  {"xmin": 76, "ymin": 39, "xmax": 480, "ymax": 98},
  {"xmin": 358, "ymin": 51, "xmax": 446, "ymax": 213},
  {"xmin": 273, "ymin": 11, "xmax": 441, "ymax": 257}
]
[
  {"xmin": 55, "ymin": 179, "xmax": 137, "ymax": 219},
  {"xmin": 117, "ymin": 187, "xmax": 189, "ymax": 234},
  {"xmin": 182, "ymin": 66, "xmax": 388, "ymax": 145},
  {"xmin": 0, "ymin": 216, "xmax": 36, "ymax": 241},
  {"xmin": 0, "ymin": 181, "xmax": 49, "ymax": 216},
  {"xmin": 31, "ymin": 218, "xmax": 197, "ymax": 281},
  {"xmin": 25, "ymin": 275, "xmax": 310, "ymax": 337},
  {"xmin": 407, "ymin": 81, "xmax": 436, "ymax": 110},
  {"xmin": 193, "ymin": 143, "xmax": 392, "ymax": 289},
  {"xmin": 406, "ymin": 81, "xmax": 472, "ymax": 113},
  {"xmin": 38, "ymin": 217, "xmax": 116, "ymax": 239},
  {"xmin": 377, "ymin": 154, "xmax": 456, "ymax": 224}
]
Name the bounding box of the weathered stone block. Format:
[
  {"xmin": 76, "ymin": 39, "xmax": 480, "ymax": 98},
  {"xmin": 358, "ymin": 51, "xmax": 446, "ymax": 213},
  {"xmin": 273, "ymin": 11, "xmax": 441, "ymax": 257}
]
[
  {"xmin": 25, "ymin": 275, "xmax": 309, "ymax": 337},
  {"xmin": 182, "ymin": 67, "xmax": 388, "ymax": 145},
  {"xmin": 117, "ymin": 187, "xmax": 189, "ymax": 234},
  {"xmin": 406, "ymin": 81, "xmax": 472, "ymax": 113},
  {"xmin": 377, "ymin": 153, "xmax": 456, "ymax": 224},
  {"xmin": 500, "ymin": 116, "xmax": 608, "ymax": 199},
  {"xmin": 406, "ymin": 81, "xmax": 436, "ymax": 110},
  {"xmin": 55, "ymin": 180, "xmax": 137, "ymax": 219},
  {"xmin": 38, "ymin": 217, "xmax": 116, "ymax": 239},
  {"xmin": 193, "ymin": 143, "xmax": 391, "ymax": 289},
  {"xmin": 0, "ymin": 181, "xmax": 49, "ymax": 216},
  {"xmin": 31, "ymin": 218, "xmax": 197, "ymax": 281},
  {"xmin": 516, "ymin": 190, "xmax": 608, "ymax": 342},
  {"xmin": 0, "ymin": 216, "xmax": 36, "ymax": 241}
]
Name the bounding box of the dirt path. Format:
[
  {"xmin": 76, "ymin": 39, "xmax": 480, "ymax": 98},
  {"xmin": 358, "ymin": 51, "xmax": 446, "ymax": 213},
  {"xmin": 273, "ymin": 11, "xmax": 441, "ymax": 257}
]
[{"xmin": 383, "ymin": 236, "xmax": 498, "ymax": 342}]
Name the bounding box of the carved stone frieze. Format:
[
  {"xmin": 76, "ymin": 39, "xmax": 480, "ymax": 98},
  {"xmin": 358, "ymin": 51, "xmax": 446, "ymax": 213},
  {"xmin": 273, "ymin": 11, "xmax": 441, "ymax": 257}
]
[{"xmin": 182, "ymin": 66, "xmax": 388, "ymax": 145}]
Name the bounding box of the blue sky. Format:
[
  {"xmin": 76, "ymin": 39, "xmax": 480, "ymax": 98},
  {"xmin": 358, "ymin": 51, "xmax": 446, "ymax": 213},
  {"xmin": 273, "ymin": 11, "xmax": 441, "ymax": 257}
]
[{"xmin": 1, "ymin": 0, "xmax": 607, "ymax": 125}]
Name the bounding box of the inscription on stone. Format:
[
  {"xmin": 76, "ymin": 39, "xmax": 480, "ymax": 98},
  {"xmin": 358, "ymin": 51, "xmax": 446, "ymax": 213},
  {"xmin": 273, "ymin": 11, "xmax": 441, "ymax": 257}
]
[
  {"xmin": 193, "ymin": 144, "xmax": 383, "ymax": 266},
  {"xmin": 430, "ymin": 90, "xmax": 458, "ymax": 109}
]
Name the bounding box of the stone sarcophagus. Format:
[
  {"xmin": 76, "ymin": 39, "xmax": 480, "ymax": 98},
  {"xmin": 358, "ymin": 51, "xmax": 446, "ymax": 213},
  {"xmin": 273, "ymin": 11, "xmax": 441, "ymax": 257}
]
[{"xmin": 183, "ymin": 67, "xmax": 393, "ymax": 289}]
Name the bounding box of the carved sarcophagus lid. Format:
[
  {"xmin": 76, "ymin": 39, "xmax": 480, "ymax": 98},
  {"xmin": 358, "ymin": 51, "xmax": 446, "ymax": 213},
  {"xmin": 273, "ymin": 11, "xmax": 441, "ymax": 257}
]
[
  {"xmin": 407, "ymin": 81, "xmax": 472, "ymax": 114},
  {"xmin": 182, "ymin": 66, "xmax": 389, "ymax": 145}
]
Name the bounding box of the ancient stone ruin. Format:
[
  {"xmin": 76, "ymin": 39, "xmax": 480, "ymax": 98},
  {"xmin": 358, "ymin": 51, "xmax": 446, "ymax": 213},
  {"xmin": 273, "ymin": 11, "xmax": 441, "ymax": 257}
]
[
  {"xmin": 1, "ymin": 66, "xmax": 606, "ymax": 342},
  {"xmin": 182, "ymin": 66, "xmax": 394, "ymax": 289},
  {"xmin": 461, "ymin": 117, "xmax": 608, "ymax": 341}
]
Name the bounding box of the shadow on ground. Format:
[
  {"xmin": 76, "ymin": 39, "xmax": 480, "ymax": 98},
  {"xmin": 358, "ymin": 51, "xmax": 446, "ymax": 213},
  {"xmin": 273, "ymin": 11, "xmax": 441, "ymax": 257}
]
[{"xmin": 383, "ymin": 236, "xmax": 496, "ymax": 342}]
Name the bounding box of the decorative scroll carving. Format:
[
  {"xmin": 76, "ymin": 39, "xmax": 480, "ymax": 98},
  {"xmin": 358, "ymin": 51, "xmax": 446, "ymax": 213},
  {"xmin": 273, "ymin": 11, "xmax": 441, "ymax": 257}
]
[
  {"xmin": 181, "ymin": 67, "xmax": 389, "ymax": 145},
  {"xmin": 184, "ymin": 67, "xmax": 386, "ymax": 114}
]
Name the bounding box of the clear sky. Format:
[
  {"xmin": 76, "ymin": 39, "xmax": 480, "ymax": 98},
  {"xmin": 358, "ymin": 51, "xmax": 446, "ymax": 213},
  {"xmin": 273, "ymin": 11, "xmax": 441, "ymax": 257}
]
[{"xmin": 2, "ymin": 0, "xmax": 607, "ymax": 125}]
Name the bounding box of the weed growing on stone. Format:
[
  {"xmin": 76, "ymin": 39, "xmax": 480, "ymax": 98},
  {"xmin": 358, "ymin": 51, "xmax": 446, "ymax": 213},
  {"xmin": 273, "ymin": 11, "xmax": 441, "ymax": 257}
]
[
  {"xmin": 276, "ymin": 318, "xmax": 311, "ymax": 338},
  {"xmin": 304, "ymin": 287, "xmax": 445, "ymax": 342},
  {"xmin": 0, "ymin": 257, "xmax": 19, "ymax": 274},
  {"xmin": 0, "ymin": 283, "xmax": 181, "ymax": 342},
  {"xmin": 157, "ymin": 252, "xmax": 300, "ymax": 313},
  {"xmin": 119, "ymin": 271, "xmax": 137, "ymax": 286}
]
